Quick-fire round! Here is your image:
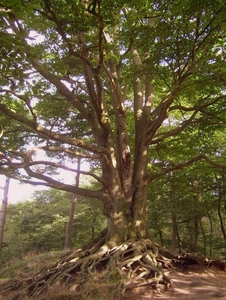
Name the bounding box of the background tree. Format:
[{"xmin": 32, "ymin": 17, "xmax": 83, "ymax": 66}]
[
  {"xmin": 64, "ymin": 157, "xmax": 81, "ymax": 249},
  {"xmin": 0, "ymin": 0, "xmax": 226, "ymax": 296},
  {"xmin": 148, "ymin": 122, "xmax": 226, "ymax": 256},
  {"xmin": 0, "ymin": 176, "xmax": 10, "ymax": 257},
  {"xmin": 1, "ymin": 188, "xmax": 105, "ymax": 263}
]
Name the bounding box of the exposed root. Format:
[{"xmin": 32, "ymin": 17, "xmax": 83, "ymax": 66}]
[{"xmin": 1, "ymin": 238, "xmax": 225, "ymax": 299}]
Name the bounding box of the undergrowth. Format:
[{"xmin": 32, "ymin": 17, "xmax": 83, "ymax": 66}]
[{"xmin": 0, "ymin": 250, "xmax": 70, "ymax": 280}]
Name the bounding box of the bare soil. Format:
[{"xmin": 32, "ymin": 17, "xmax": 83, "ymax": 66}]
[{"xmin": 123, "ymin": 267, "xmax": 226, "ymax": 300}]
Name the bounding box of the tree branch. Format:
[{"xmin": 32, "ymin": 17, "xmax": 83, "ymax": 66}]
[
  {"xmin": 0, "ymin": 165, "xmax": 105, "ymax": 200},
  {"xmin": 40, "ymin": 145, "xmax": 100, "ymax": 160},
  {"xmin": 0, "ymin": 103, "xmax": 109, "ymax": 156},
  {"xmin": 3, "ymin": 159, "xmax": 106, "ymax": 186},
  {"xmin": 146, "ymin": 154, "xmax": 226, "ymax": 183}
]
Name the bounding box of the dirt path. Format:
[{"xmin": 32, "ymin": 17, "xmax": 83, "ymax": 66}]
[{"xmin": 123, "ymin": 268, "xmax": 226, "ymax": 300}]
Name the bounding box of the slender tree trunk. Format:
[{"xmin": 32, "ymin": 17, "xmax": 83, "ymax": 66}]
[
  {"xmin": 199, "ymin": 218, "xmax": 207, "ymax": 256},
  {"xmin": 192, "ymin": 215, "xmax": 199, "ymax": 252},
  {"xmin": 64, "ymin": 158, "xmax": 81, "ymax": 249},
  {"xmin": 191, "ymin": 217, "xmax": 199, "ymax": 252},
  {"xmin": 187, "ymin": 222, "xmax": 193, "ymax": 249},
  {"xmin": 91, "ymin": 214, "xmax": 95, "ymax": 240},
  {"xmin": 207, "ymin": 212, "xmax": 213, "ymax": 257},
  {"xmin": 171, "ymin": 214, "xmax": 177, "ymax": 251},
  {"xmin": 171, "ymin": 216, "xmax": 182, "ymax": 252},
  {"xmin": 217, "ymin": 174, "xmax": 226, "ymax": 240},
  {"xmin": 177, "ymin": 232, "xmax": 183, "ymax": 253},
  {"xmin": 0, "ymin": 177, "xmax": 10, "ymax": 255},
  {"xmin": 158, "ymin": 228, "xmax": 164, "ymax": 246},
  {"xmin": 190, "ymin": 178, "xmax": 200, "ymax": 253},
  {"xmin": 171, "ymin": 184, "xmax": 180, "ymax": 251},
  {"xmin": 217, "ymin": 191, "xmax": 226, "ymax": 240}
]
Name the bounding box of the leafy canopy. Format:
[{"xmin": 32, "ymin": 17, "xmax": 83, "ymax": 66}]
[{"xmin": 0, "ymin": 0, "xmax": 226, "ymax": 200}]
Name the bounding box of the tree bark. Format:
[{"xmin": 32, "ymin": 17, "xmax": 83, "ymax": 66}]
[
  {"xmin": 207, "ymin": 212, "xmax": 213, "ymax": 257},
  {"xmin": 171, "ymin": 214, "xmax": 178, "ymax": 251},
  {"xmin": 190, "ymin": 178, "xmax": 200, "ymax": 252},
  {"xmin": 199, "ymin": 218, "xmax": 207, "ymax": 256},
  {"xmin": 0, "ymin": 177, "xmax": 10, "ymax": 255},
  {"xmin": 100, "ymin": 173, "xmax": 149, "ymax": 247},
  {"xmin": 171, "ymin": 183, "xmax": 178, "ymax": 251},
  {"xmin": 217, "ymin": 174, "xmax": 226, "ymax": 240}
]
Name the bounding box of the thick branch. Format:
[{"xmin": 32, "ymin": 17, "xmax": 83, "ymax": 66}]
[
  {"xmin": 40, "ymin": 145, "xmax": 100, "ymax": 160},
  {"xmin": 0, "ymin": 166, "xmax": 105, "ymax": 200},
  {"xmin": 0, "ymin": 103, "xmax": 109, "ymax": 156},
  {"xmin": 28, "ymin": 57, "xmax": 88, "ymax": 115},
  {"xmin": 4, "ymin": 159, "xmax": 106, "ymax": 186}
]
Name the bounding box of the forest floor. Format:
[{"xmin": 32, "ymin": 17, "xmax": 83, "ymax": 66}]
[
  {"xmin": 1, "ymin": 251, "xmax": 226, "ymax": 300},
  {"xmin": 123, "ymin": 266, "xmax": 226, "ymax": 300}
]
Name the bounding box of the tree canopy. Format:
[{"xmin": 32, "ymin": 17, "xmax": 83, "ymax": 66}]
[{"xmin": 1, "ymin": 0, "xmax": 226, "ymax": 237}]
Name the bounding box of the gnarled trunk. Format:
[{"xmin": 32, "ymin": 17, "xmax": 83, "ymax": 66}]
[{"xmin": 102, "ymin": 182, "xmax": 149, "ymax": 247}]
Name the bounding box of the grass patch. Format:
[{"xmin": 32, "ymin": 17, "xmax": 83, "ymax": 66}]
[
  {"xmin": 0, "ymin": 250, "xmax": 122, "ymax": 300},
  {"xmin": 0, "ymin": 250, "xmax": 70, "ymax": 280}
]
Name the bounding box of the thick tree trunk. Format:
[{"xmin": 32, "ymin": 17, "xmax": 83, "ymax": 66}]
[
  {"xmin": 99, "ymin": 137, "xmax": 150, "ymax": 245},
  {"xmin": 0, "ymin": 177, "xmax": 10, "ymax": 255},
  {"xmin": 102, "ymin": 184, "xmax": 149, "ymax": 248}
]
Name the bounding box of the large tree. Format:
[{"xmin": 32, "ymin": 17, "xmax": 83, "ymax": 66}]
[{"xmin": 0, "ymin": 0, "xmax": 226, "ymax": 296}]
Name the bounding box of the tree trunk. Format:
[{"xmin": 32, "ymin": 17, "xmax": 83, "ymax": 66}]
[
  {"xmin": 191, "ymin": 215, "xmax": 199, "ymax": 253},
  {"xmin": 207, "ymin": 212, "xmax": 213, "ymax": 257},
  {"xmin": 199, "ymin": 218, "xmax": 207, "ymax": 256},
  {"xmin": 217, "ymin": 174, "xmax": 226, "ymax": 240},
  {"xmin": 64, "ymin": 158, "xmax": 81, "ymax": 249},
  {"xmin": 190, "ymin": 178, "xmax": 200, "ymax": 252},
  {"xmin": 102, "ymin": 181, "xmax": 149, "ymax": 247},
  {"xmin": 171, "ymin": 183, "xmax": 180, "ymax": 252},
  {"xmin": 0, "ymin": 177, "xmax": 10, "ymax": 255},
  {"xmin": 217, "ymin": 191, "xmax": 226, "ymax": 240},
  {"xmin": 158, "ymin": 228, "xmax": 164, "ymax": 246},
  {"xmin": 99, "ymin": 134, "xmax": 150, "ymax": 246},
  {"xmin": 191, "ymin": 209, "xmax": 199, "ymax": 252},
  {"xmin": 171, "ymin": 214, "xmax": 177, "ymax": 251}
]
